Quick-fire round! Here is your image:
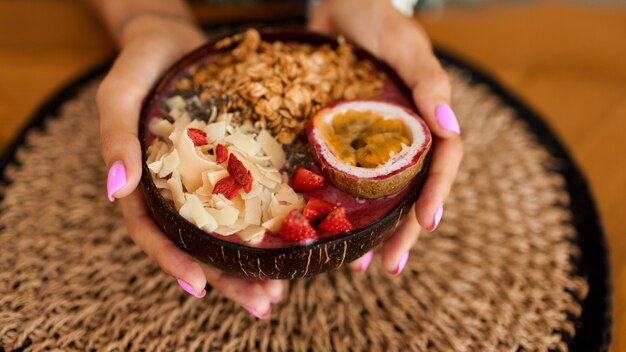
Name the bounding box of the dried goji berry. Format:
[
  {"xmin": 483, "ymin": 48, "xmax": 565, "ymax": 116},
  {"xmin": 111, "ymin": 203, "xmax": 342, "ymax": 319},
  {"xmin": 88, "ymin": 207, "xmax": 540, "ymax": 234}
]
[
  {"xmin": 187, "ymin": 128, "xmax": 207, "ymax": 146},
  {"xmin": 227, "ymin": 154, "xmax": 250, "ymax": 186},
  {"xmin": 243, "ymin": 170, "xmax": 253, "ymax": 193},
  {"xmin": 215, "ymin": 144, "xmax": 228, "ymax": 164},
  {"xmin": 212, "ymin": 176, "xmax": 241, "ymax": 199}
]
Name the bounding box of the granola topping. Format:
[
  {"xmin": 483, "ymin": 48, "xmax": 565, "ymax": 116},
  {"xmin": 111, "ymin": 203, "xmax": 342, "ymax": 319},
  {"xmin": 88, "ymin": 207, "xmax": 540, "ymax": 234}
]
[{"xmin": 172, "ymin": 29, "xmax": 385, "ymax": 144}]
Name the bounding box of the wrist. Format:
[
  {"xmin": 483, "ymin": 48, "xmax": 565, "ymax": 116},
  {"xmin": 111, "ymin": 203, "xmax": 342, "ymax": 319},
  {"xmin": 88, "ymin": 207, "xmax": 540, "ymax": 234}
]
[
  {"xmin": 89, "ymin": 0, "xmax": 204, "ymax": 49},
  {"xmin": 120, "ymin": 14, "xmax": 206, "ymax": 52}
]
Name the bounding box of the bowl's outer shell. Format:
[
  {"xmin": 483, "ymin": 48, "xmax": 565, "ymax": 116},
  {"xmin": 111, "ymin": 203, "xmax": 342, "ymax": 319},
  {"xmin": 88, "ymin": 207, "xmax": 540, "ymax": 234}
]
[
  {"xmin": 139, "ymin": 28, "xmax": 430, "ymax": 279},
  {"xmin": 142, "ymin": 166, "xmax": 427, "ymax": 279}
]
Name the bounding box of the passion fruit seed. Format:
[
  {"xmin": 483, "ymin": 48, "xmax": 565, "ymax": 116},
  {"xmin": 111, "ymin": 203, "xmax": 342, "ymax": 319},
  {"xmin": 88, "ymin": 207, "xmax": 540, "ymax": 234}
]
[{"xmin": 355, "ymin": 133, "xmax": 410, "ymax": 168}]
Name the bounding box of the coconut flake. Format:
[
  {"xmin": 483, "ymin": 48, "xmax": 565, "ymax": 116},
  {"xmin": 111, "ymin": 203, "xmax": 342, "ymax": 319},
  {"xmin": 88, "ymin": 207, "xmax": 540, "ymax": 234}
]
[
  {"xmin": 150, "ymin": 119, "xmax": 175, "ymax": 139},
  {"xmin": 148, "ymin": 159, "xmax": 163, "ymax": 174},
  {"xmin": 176, "ymin": 130, "xmax": 219, "ymax": 192},
  {"xmin": 195, "ymin": 183, "xmax": 212, "ymax": 197},
  {"xmin": 236, "ymin": 225, "xmax": 266, "ymax": 243},
  {"xmin": 205, "ymin": 169, "xmax": 229, "ymax": 187},
  {"xmin": 214, "ymin": 223, "xmax": 247, "ymax": 236},
  {"xmin": 193, "ymin": 191, "xmax": 213, "ymax": 204},
  {"xmin": 166, "ymin": 95, "xmax": 186, "ymax": 111},
  {"xmin": 257, "ymin": 166, "xmax": 283, "ymax": 183},
  {"xmin": 187, "ymin": 119, "xmax": 207, "ymax": 131},
  {"xmin": 153, "ymin": 177, "xmax": 169, "ymax": 190},
  {"xmin": 262, "ymin": 214, "xmax": 287, "ymax": 234},
  {"xmin": 240, "ymin": 183, "xmax": 262, "ymax": 199},
  {"xmin": 158, "ymin": 150, "xmax": 180, "ymax": 178},
  {"xmin": 179, "ymin": 194, "xmax": 218, "ymax": 232},
  {"xmin": 229, "ymin": 145, "xmax": 272, "ymax": 164},
  {"xmin": 244, "ymin": 196, "xmax": 262, "ymax": 225},
  {"xmin": 257, "ymin": 129, "xmax": 286, "ymax": 169},
  {"xmin": 224, "ymin": 130, "xmax": 263, "ymax": 156},
  {"xmin": 269, "ymin": 194, "xmax": 304, "ymax": 219},
  {"xmin": 208, "ymin": 193, "xmax": 232, "ymax": 209},
  {"xmin": 146, "ymin": 139, "xmax": 170, "ymax": 165},
  {"xmin": 205, "ymin": 121, "xmax": 226, "ymax": 143},
  {"xmin": 166, "ymin": 173, "xmax": 186, "ymax": 210},
  {"xmin": 206, "ymin": 205, "xmax": 239, "ymax": 226},
  {"xmin": 258, "ymin": 189, "xmax": 273, "ymax": 222},
  {"xmin": 276, "ymin": 184, "xmax": 301, "ymax": 204}
]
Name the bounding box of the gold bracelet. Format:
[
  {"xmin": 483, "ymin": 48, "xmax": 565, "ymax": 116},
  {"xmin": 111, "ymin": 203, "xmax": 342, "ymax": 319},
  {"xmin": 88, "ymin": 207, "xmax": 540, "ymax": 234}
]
[{"xmin": 116, "ymin": 10, "xmax": 196, "ymax": 37}]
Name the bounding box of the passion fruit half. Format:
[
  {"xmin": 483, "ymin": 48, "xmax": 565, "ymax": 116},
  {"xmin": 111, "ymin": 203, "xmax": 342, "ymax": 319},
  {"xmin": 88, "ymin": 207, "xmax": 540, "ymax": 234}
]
[{"xmin": 308, "ymin": 100, "xmax": 432, "ymax": 199}]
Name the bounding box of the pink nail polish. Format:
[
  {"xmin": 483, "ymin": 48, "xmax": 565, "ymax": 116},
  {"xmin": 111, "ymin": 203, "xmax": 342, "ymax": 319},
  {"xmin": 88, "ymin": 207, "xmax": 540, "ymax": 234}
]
[
  {"xmin": 428, "ymin": 205, "xmax": 444, "ymax": 232},
  {"xmin": 177, "ymin": 278, "xmax": 206, "ymax": 298},
  {"xmin": 359, "ymin": 251, "xmax": 373, "ymax": 273},
  {"xmin": 107, "ymin": 161, "xmax": 126, "ymax": 202},
  {"xmin": 435, "ymin": 104, "xmax": 461, "ymax": 134},
  {"xmin": 243, "ymin": 305, "xmax": 269, "ymax": 319},
  {"xmin": 391, "ymin": 252, "xmax": 409, "ymax": 275}
]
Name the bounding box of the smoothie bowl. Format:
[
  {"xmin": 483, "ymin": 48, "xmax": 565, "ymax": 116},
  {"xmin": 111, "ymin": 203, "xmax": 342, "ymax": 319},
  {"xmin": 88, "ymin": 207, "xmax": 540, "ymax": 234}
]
[{"xmin": 139, "ymin": 29, "xmax": 432, "ymax": 279}]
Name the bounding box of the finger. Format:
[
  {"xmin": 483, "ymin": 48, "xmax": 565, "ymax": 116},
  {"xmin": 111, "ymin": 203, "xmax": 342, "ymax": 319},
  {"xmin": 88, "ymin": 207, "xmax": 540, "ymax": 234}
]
[
  {"xmin": 347, "ymin": 251, "xmax": 374, "ymax": 273},
  {"xmin": 117, "ymin": 189, "xmax": 207, "ymax": 297},
  {"xmin": 99, "ymin": 41, "xmax": 185, "ymax": 201},
  {"xmin": 415, "ymin": 136, "xmax": 463, "ymax": 231},
  {"xmin": 307, "ymin": 1, "xmax": 336, "ymax": 34},
  {"xmin": 260, "ymin": 280, "xmax": 285, "ymax": 304},
  {"xmin": 382, "ymin": 206, "xmax": 421, "ymax": 275},
  {"xmin": 409, "ymin": 58, "xmax": 461, "ymax": 138},
  {"xmin": 373, "ymin": 21, "xmax": 460, "ymax": 138},
  {"xmin": 200, "ymin": 263, "xmax": 273, "ymax": 319}
]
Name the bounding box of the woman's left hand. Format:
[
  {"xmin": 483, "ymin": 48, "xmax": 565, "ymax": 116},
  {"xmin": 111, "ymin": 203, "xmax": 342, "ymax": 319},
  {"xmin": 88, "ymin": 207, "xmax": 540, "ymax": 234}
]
[{"xmin": 309, "ymin": 0, "xmax": 463, "ymax": 275}]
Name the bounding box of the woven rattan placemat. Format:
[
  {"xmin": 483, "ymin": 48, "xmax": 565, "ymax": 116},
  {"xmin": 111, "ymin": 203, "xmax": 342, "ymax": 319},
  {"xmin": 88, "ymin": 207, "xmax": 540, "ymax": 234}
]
[{"xmin": 0, "ymin": 52, "xmax": 610, "ymax": 350}]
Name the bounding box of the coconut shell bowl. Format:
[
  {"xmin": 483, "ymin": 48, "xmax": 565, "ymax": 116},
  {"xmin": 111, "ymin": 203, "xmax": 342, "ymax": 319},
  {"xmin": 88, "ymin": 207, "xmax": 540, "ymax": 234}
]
[{"xmin": 139, "ymin": 29, "xmax": 432, "ymax": 280}]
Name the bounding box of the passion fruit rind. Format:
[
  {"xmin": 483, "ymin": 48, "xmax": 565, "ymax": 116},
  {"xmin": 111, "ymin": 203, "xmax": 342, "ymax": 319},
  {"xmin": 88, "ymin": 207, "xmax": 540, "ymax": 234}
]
[
  {"xmin": 307, "ymin": 99, "xmax": 432, "ymax": 199},
  {"xmin": 310, "ymin": 143, "xmax": 428, "ymax": 198}
]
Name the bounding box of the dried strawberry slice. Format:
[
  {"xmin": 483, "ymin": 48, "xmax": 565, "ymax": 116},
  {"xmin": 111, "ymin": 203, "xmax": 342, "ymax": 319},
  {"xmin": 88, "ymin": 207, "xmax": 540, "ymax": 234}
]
[
  {"xmin": 187, "ymin": 128, "xmax": 208, "ymax": 146},
  {"xmin": 212, "ymin": 176, "xmax": 241, "ymax": 200},
  {"xmin": 215, "ymin": 144, "xmax": 228, "ymax": 164}
]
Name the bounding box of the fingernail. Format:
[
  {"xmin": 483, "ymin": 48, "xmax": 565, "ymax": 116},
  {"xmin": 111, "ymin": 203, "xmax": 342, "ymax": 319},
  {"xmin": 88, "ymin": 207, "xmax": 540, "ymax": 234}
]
[
  {"xmin": 391, "ymin": 252, "xmax": 409, "ymax": 275},
  {"xmin": 358, "ymin": 251, "xmax": 373, "ymax": 273},
  {"xmin": 435, "ymin": 104, "xmax": 461, "ymax": 134},
  {"xmin": 428, "ymin": 205, "xmax": 444, "ymax": 232},
  {"xmin": 177, "ymin": 278, "xmax": 206, "ymax": 298},
  {"xmin": 243, "ymin": 305, "xmax": 269, "ymax": 319},
  {"xmin": 107, "ymin": 161, "xmax": 127, "ymax": 202}
]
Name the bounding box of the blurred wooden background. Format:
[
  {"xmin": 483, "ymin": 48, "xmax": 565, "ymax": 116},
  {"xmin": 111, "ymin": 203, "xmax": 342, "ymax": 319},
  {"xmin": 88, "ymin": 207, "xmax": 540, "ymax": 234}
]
[{"xmin": 0, "ymin": 1, "xmax": 624, "ymax": 350}]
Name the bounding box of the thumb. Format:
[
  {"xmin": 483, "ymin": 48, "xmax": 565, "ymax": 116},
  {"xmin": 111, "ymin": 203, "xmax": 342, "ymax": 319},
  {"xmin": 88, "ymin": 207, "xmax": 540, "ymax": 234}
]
[
  {"xmin": 98, "ymin": 76, "xmax": 144, "ymax": 201},
  {"xmin": 98, "ymin": 46, "xmax": 162, "ymax": 201}
]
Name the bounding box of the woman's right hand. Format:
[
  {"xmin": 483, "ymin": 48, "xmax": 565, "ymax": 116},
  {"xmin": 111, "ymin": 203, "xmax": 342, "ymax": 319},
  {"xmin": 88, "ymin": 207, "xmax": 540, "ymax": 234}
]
[{"xmin": 97, "ymin": 13, "xmax": 283, "ymax": 319}]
